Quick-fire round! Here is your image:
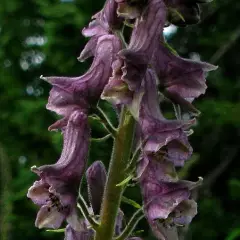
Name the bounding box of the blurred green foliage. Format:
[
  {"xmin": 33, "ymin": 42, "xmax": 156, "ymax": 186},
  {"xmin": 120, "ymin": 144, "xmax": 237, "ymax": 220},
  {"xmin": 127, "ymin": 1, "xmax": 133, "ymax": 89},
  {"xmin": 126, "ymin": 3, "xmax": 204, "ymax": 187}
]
[{"xmin": 0, "ymin": 0, "xmax": 239, "ymax": 240}]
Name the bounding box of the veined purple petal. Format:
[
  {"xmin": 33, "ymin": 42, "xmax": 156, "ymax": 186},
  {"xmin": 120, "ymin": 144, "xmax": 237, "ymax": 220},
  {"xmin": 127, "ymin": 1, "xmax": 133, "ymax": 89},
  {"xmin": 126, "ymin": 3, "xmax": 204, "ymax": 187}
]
[
  {"xmin": 33, "ymin": 111, "xmax": 89, "ymax": 184},
  {"xmin": 86, "ymin": 161, "xmax": 107, "ymax": 215},
  {"xmin": 137, "ymin": 153, "xmax": 178, "ymax": 182},
  {"xmin": 45, "ymin": 35, "xmax": 122, "ymax": 117},
  {"xmin": 119, "ymin": 0, "xmax": 167, "ymax": 91},
  {"xmin": 152, "ymin": 43, "xmax": 217, "ymax": 100}
]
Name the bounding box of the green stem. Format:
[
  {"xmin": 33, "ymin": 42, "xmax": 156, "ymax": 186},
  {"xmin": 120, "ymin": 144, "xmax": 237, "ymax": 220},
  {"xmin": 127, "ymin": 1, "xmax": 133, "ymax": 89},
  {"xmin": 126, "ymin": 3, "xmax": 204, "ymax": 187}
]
[
  {"xmin": 77, "ymin": 195, "xmax": 99, "ymax": 230},
  {"xmin": 115, "ymin": 208, "xmax": 144, "ymax": 240},
  {"xmin": 91, "ymin": 134, "xmax": 112, "ymax": 142},
  {"xmin": 96, "ymin": 106, "xmax": 117, "ymax": 137},
  {"xmin": 94, "ymin": 107, "xmax": 136, "ymax": 240}
]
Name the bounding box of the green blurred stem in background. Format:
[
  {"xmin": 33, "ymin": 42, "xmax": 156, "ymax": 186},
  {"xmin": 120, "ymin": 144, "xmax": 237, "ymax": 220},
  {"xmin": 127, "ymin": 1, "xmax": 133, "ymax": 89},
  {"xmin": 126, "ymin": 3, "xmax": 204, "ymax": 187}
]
[{"xmin": 0, "ymin": 145, "xmax": 12, "ymax": 240}]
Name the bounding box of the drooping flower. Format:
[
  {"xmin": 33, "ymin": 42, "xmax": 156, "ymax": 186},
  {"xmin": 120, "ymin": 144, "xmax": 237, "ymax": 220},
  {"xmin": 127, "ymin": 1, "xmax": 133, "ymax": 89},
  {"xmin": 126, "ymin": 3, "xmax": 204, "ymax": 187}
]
[
  {"xmin": 42, "ymin": 35, "xmax": 122, "ymax": 121},
  {"xmin": 27, "ymin": 110, "xmax": 90, "ymax": 231},
  {"xmin": 119, "ymin": 0, "xmax": 167, "ymax": 91},
  {"xmin": 139, "ymin": 69, "xmax": 193, "ymax": 166},
  {"xmin": 138, "ymin": 153, "xmax": 201, "ymax": 240}
]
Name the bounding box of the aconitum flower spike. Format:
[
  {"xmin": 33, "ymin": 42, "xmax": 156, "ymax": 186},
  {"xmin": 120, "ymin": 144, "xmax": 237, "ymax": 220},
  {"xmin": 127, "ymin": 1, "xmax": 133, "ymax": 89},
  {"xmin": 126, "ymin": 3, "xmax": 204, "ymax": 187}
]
[
  {"xmin": 27, "ymin": 110, "xmax": 90, "ymax": 230},
  {"xmin": 43, "ymin": 35, "xmax": 122, "ymax": 119}
]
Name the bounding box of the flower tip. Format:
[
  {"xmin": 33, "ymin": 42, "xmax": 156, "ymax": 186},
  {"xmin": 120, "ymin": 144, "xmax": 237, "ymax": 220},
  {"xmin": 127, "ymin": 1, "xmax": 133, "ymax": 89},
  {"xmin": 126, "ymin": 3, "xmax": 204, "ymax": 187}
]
[
  {"xmin": 204, "ymin": 63, "xmax": 218, "ymax": 72},
  {"xmin": 40, "ymin": 75, "xmax": 47, "ymax": 81},
  {"xmin": 31, "ymin": 165, "xmax": 41, "ymax": 174},
  {"xmin": 40, "ymin": 75, "xmax": 53, "ymax": 83},
  {"xmin": 77, "ymin": 55, "xmax": 85, "ymax": 62},
  {"xmin": 31, "ymin": 165, "xmax": 38, "ymax": 171},
  {"xmin": 198, "ymin": 176, "xmax": 203, "ymax": 183}
]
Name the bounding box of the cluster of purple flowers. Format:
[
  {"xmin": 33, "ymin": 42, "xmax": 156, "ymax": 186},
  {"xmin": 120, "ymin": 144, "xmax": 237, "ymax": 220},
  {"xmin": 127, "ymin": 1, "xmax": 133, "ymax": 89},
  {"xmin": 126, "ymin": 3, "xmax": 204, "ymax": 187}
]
[{"xmin": 27, "ymin": 0, "xmax": 216, "ymax": 239}]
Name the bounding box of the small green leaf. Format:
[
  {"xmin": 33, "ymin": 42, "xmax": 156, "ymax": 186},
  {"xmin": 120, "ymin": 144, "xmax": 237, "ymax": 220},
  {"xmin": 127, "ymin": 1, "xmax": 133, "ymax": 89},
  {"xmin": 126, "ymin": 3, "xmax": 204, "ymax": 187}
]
[
  {"xmin": 46, "ymin": 228, "xmax": 65, "ymax": 233},
  {"xmin": 116, "ymin": 175, "xmax": 133, "ymax": 187},
  {"xmin": 91, "ymin": 134, "xmax": 111, "ymax": 142},
  {"xmin": 122, "ymin": 196, "xmax": 141, "ymax": 209},
  {"xmin": 163, "ymin": 41, "xmax": 179, "ymax": 56},
  {"xmin": 170, "ymin": 8, "xmax": 185, "ymax": 22}
]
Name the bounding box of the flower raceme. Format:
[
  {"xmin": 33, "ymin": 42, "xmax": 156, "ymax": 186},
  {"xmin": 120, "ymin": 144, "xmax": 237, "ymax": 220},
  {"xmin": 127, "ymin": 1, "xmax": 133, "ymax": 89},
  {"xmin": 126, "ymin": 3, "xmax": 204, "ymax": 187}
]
[{"xmin": 28, "ymin": 0, "xmax": 216, "ymax": 240}]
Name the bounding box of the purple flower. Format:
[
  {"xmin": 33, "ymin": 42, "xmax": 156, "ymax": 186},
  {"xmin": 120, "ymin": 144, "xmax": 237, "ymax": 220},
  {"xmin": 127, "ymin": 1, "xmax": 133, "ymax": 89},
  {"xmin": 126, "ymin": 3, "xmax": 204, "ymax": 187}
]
[
  {"xmin": 119, "ymin": 0, "xmax": 167, "ymax": 91},
  {"xmin": 43, "ymin": 35, "xmax": 122, "ymax": 119},
  {"xmin": 27, "ymin": 110, "xmax": 90, "ymax": 231},
  {"xmin": 79, "ymin": 0, "xmax": 122, "ymax": 61},
  {"xmin": 138, "ymin": 153, "xmax": 201, "ymax": 240},
  {"xmin": 139, "ymin": 69, "xmax": 193, "ymax": 166},
  {"xmin": 152, "ymin": 43, "xmax": 217, "ymax": 101}
]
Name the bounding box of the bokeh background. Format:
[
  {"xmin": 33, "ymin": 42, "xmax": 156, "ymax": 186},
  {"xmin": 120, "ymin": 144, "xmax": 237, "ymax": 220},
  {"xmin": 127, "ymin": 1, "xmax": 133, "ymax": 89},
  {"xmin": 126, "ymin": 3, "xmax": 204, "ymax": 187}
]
[{"xmin": 0, "ymin": 0, "xmax": 240, "ymax": 239}]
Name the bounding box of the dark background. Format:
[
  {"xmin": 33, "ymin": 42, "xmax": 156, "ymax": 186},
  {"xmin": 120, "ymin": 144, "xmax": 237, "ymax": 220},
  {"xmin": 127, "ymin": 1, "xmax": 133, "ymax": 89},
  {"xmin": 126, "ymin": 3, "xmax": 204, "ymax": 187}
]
[{"xmin": 0, "ymin": 0, "xmax": 240, "ymax": 239}]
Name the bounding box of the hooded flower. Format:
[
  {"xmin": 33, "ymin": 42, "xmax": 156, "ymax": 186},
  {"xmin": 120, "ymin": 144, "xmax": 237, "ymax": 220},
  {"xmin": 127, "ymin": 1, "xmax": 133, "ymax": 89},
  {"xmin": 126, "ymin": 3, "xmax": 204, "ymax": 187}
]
[
  {"xmin": 139, "ymin": 69, "xmax": 193, "ymax": 166},
  {"xmin": 79, "ymin": 0, "xmax": 122, "ymax": 61},
  {"xmin": 27, "ymin": 110, "xmax": 90, "ymax": 231},
  {"xmin": 152, "ymin": 42, "xmax": 217, "ymax": 101},
  {"xmin": 43, "ymin": 34, "xmax": 122, "ymax": 120},
  {"xmin": 119, "ymin": 0, "xmax": 167, "ymax": 91},
  {"xmin": 138, "ymin": 153, "xmax": 201, "ymax": 240}
]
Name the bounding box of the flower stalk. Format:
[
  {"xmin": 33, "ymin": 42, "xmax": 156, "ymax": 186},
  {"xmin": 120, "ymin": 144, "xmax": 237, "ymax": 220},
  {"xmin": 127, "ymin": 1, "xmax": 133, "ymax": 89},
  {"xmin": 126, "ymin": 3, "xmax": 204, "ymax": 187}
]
[
  {"xmin": 77, "ymin": 195, "xmax": 99, "ymax": 230},
  {"xmin": 95, "ymin": 107, "xmax": 136, "ymax": 240}
]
